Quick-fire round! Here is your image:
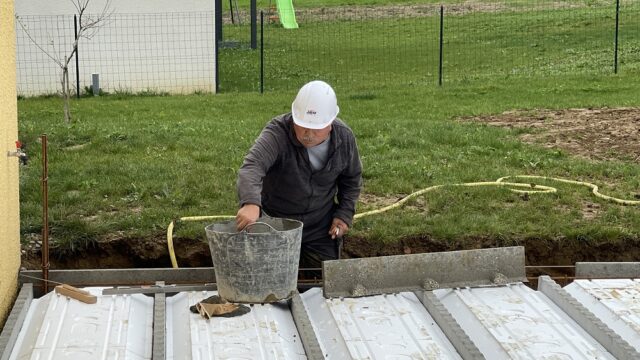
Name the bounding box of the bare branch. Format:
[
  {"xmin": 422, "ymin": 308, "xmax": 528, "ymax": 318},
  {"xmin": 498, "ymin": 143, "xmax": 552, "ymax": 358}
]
[
  {"xmin": 70, "ymin": 0, "xmax": 89, "ymax": 16},
  {"xmin": 78, "ymin": 0, "xmax": 113, "ymax": 40},
  {"xmin": 15, "ymin": 16, "xmax": 64, "ymax": 68}
]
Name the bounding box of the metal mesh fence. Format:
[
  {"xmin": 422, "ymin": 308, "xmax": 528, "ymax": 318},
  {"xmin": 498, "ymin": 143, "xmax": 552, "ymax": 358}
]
[
  {"xmin": 84, "ymin": 12, "xmax": 216, "ymax": 94},
  {"xmin": 16, "ymin": 12, "xmax": 216, "ymax": 97},
  {"xmin": 620, "ymin": 0, "xmax": 640, "ymax": 73},
  {"xmin": 16, "ymin": 1, "xmax": 640, "ymax": 95},
  {"xmin": 217, "ymin": 7, "xmax": 441, "ymax": 92},
  {"xmin": 216, "ymin": 0, "xmax": 639, "ymax": 92},
  {"xmin": 442, "ymin": 0, "xmax": 618, "ymax": 80},
  {"xmin": 266, "ymin": 9, "xmax": 440, "ymax": 91},
  {"xmin": 16, "ymin": 15, "xmax": 76, "ymax": 96}
]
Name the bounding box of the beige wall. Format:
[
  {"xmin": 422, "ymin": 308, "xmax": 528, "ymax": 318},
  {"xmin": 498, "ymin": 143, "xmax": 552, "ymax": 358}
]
[{"xmin": 0, "ymin": 0, "xmax": 21, "ymax": 328}]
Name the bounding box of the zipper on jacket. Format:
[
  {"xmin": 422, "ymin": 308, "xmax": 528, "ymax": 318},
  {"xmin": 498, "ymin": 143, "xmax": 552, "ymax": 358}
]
[{"xmin": 305, "ymin": 172, "xmax": 313, "ymax": 214}]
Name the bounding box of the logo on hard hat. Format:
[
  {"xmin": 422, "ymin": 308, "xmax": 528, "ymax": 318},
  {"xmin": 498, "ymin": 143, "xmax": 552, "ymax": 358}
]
[{"xmin": 306, "ymin": 110, "xmax": 317, "ymax": 115}]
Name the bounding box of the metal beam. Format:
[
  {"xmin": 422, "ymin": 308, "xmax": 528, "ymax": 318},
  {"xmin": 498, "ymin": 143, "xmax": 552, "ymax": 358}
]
[
  {"xmin": 0, "ymin": 284, "xmax": 33, "ymax": 360},
  {"xmin": 575, "ymin": 262, "xmax": 640, "ymax": 279},
  {"xmin": 538, "ymin": 276, "xmax": 639, "ymax": 360},
  {"xmin": 323, "ymin": 246, "xmax": 526, "ymax": 298},
  {"xmin": 20, "ymin": 268, "xmax": 216, "ymax": 296},
  {"xmin": 102, "ymin": 284, "xmax": 217, "ymax": 296}
]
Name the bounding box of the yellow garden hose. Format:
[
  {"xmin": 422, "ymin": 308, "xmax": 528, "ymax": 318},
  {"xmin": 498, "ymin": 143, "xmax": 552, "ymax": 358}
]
[
  {"xmin": 497, "ymin": 175, "xmax": 640, "ymax": 206},
  {"xmin": 167, "ymin": 215, "xmax": 234, "ymax": 268},
  {"xmin": 167, "ymin": 175, "xmax": 639, "ymax": 268}
]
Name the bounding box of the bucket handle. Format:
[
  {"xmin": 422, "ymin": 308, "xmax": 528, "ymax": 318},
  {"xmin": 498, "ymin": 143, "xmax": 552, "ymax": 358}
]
[{"xmin": 243, "ymin": 221, "xmax": 277, "ymax": 233}]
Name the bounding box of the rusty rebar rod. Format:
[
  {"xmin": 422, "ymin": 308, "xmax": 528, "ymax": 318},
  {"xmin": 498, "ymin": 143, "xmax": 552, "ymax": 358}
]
[{"xmin": 41, "ymin": 134, "xmax": 50, "ymax": 293}]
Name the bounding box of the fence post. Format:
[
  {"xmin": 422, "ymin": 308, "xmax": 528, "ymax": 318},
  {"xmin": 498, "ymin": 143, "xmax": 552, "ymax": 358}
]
[
  {"xmin": 74, "ymin": 15, "xmax": 80, "ymax": 98},
  {"xmin": 215, "ymin": 0, "xmax": 223, "ymax": 42},
  {"xmin": 229, "ymin": 0, "xmax": 235, "ymax": 24},
  {"xmin": 260, "ymin": 11, "xmax": 264, "ymax": 94},
  {"xmin": 614, "ymin": 0, "xmax": 620, "ymax": 74},
  {"xmin": 251, "ymin": 0, "xmax": 257, "ymax": 49},
  {"xmin": 438, "ymin": 5, "xmax": 444, "ymax": 86},
  {"xmin": 215, "ymin": 13, "xmax": 220, "ymax": 93}
]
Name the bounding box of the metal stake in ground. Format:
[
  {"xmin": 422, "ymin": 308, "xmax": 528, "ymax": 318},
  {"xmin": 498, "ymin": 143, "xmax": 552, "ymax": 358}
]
[
  {"xmin": 614, "ymin": 0, "xmax": 620, "ymax": 74},
  {"xmin": 41, "ymin": 134, "xmax": 50, "ymax": 294}
]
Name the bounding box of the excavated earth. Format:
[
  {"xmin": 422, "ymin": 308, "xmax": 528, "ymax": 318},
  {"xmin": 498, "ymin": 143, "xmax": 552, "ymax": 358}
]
[{"xmin": 21, "ymin": 107, "xmax": 640, "ymax": 280}]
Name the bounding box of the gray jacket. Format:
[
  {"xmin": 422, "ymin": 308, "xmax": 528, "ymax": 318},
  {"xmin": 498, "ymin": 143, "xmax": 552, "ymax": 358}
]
[{"xmin": 237, "ymin": 113, "xmax": 362, "ymax": 228}]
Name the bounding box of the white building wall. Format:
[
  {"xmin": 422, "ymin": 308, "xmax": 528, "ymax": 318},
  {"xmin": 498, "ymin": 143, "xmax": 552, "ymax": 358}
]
[{"xmin": 15, "ymin": 0, "xmax": 216, "ymax": 95}]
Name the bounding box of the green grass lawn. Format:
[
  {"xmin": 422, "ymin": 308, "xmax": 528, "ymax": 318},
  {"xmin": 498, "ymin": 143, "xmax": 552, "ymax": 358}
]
[
  {"xmin": 18, "ymin": 74, "xmax": 640, "ymax": 252},
  {"xmin": 17, "ymin": 2, "xmax": 640, "ymax": 254},
  {"xmin": 219, "ymin": 1, "xmax": 638, "ymax": 92}
]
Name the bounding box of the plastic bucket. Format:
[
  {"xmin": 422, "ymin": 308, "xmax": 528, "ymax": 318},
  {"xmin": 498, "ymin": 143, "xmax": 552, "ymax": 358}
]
[{"xmin": 205, "ymin": 217, "xmax": 303, "ymax": 303}]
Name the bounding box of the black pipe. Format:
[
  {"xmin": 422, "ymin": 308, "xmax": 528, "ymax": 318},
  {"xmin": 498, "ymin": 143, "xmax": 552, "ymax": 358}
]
[
  {"xmin": 74, "ymin": 15, "xmax": 80, "ymax": 98},
  {"xmin": 215, "ymin": 41, "xmax": 219, "ymax": 93},
  {"xmin": 260, "ymin": 11, "xmax": 264, "ymax": 93},
  {"xmin": 251, "ymin": 0, "xmax": 257, "ymax": 49},
  {"xmin": 438, "ymin": 5, "xmax": 444, "ymax": 86},
  {"xmin": 614, "ymin": 0, "xmax": 620, "ymax": 74},
  {"xmin": 215, "ymin": 0, "xmax": 223, "ymax": 42}
]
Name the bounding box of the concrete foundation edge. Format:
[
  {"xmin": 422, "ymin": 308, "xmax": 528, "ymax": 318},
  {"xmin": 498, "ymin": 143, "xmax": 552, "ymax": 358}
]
[
  {"xmin": 575, "ymin": 262, "xmax": 640, "ymax": 279},
  {"xmin": 323, "ymin": 246, "xmax": 527, "ymax": 298},
  {"xmin": 20, "ymin": 268, "xmax": 217, "ymax": 297}
]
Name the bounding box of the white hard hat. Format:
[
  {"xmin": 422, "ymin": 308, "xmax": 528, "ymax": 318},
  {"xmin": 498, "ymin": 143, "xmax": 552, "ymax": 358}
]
[{"xmin": 291, "ymin": 80, "xmax": 339, "ymax": 129}]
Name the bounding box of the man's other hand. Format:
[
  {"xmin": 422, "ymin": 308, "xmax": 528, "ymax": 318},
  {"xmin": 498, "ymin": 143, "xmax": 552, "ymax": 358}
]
[
  {"xmin": 329, "ymin": 218, "xmax": 349, "ymax": 239},
  {"xmin": 236, "ymin": 204, "xmax": 260, "ymax": 231}
]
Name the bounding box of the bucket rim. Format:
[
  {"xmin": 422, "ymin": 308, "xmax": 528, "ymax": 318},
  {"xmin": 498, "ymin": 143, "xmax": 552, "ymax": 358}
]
[{"xmin": 204, "ymin": 217, "xmax": 303, "ymax": 235}]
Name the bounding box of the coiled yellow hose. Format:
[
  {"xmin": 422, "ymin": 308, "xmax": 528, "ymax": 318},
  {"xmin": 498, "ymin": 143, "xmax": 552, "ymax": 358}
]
[{"xmin": 167, "ymin": 175, "xmax": 639, "ymax": 268}]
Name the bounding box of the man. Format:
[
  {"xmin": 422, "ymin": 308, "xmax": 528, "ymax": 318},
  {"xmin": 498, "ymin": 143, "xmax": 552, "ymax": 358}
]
[{"xmin": 236, "ymin": 80, "xmax": 362, "ymax": 269}]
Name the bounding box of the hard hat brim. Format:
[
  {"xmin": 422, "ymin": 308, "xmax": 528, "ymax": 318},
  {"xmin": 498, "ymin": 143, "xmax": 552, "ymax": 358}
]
[{"xmin": 291, "ymin": 105, "xmax": 339, "ymax": 130}]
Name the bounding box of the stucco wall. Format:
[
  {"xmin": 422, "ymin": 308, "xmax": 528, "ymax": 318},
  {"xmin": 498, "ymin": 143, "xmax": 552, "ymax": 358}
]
[{"xmin": 0, "ymin": 0, "xmax": 21, "ymax": 328}]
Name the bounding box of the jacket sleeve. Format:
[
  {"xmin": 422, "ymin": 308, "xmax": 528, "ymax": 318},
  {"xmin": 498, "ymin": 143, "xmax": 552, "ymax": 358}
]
[
  {"xmin": 333, "ymin": 136, "xmax": 362, "ymax": 227},
  {"xmin": 237, "ymin": 124, "xmax": 281, "ymax": 208}
]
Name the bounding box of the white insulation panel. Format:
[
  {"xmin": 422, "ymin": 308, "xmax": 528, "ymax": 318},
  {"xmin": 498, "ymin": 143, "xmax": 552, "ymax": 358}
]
[
  {"xmin": 301, "ymin": 287, "xmax": 462, "ymax": 359},
  {"xmin": 9, "ymin": 287, "xmax": 153, "ymax": 360},
  {"xmin": 434, "ymin": 283, "xmax": 615, "ymax": 360},
  {"xmin": 565, "ymin": 279, "xmax": 640, "ymax": 352},
  {"xmin": 166, "ymin": 291, "xmax": 306, "ymax": 360},
  {"xmin": 9, "ymin": 280, "xmax": 640, "ymax": 360}
]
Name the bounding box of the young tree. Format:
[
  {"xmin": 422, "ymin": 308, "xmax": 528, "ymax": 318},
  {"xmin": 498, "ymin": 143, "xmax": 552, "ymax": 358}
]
[{"xmin": 17, "ymin": 0, "xmax": 112, "ymax": 123}]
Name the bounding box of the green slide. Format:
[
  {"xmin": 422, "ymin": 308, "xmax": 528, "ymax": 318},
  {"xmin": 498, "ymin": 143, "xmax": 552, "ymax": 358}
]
[{"xmin": 275, "ymin": 0, "xmax": 299, "ymax": 29}]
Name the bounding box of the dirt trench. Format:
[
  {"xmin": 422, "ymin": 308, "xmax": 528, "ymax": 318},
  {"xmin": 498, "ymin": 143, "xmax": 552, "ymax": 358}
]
[{"xmin": 20, "ymin": 233, "xmax": 640, "ymax": 286}]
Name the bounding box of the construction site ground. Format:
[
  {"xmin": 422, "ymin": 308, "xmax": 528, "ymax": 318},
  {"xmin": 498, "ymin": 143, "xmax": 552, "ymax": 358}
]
[{"xmin": 20, "ymin": 108, "xmax": 640, "ymax": 280}]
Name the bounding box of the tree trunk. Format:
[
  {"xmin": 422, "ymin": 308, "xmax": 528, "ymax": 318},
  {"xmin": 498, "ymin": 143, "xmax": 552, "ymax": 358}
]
[{"xmin": 63, "ymin": 61, "xmax": 71, "ymax": 123}]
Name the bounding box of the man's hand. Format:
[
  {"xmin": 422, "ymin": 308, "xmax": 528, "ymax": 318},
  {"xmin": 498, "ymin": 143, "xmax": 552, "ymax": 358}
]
[
  {"xmin": 329, "ymin": 218, "xmax": 349, "ymax": 240},
  {"xmin": 236, "ymin": 204, "xmax": 260, "ymax": 231}
]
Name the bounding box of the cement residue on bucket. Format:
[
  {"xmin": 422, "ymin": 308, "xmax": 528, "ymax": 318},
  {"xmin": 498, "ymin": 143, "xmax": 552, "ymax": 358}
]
[{"xmin": 205, "ymin": 217, "xmax": 303, "ymax": 303}]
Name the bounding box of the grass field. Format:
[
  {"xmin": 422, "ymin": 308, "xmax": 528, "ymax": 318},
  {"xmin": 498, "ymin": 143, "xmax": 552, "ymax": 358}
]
[
  {"xmin": 17, "ymin": 1, "xmax": 640, "ymax": 259},
  {"xmin": 219, "ymin": 1, "xmax": 639, "ymax": 92},
  {"xmin": 232, "ymin": 0, "xmax": 624, "ymax": 11}
]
